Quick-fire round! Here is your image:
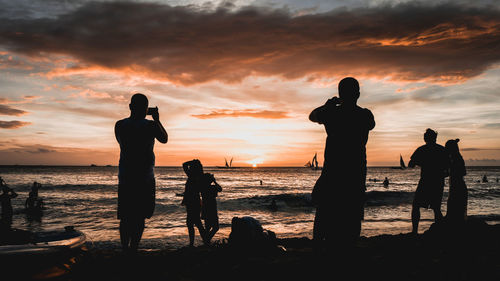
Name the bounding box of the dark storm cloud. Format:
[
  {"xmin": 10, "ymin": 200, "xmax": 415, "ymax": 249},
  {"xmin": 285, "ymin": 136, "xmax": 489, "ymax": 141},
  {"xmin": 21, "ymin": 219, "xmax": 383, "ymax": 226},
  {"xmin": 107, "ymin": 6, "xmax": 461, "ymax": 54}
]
[
  {"xmin": 0, "ymin": 1, "xmax": 499, "ymax": 84},
  {"xmin": 0, "ymin": 120, "xmax": 31, "ymax": 129}
]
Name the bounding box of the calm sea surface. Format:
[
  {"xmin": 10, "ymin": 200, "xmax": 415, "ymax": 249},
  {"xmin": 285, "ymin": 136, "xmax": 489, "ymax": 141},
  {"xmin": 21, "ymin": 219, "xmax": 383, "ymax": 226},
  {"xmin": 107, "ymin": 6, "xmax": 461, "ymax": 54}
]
[{"xmin": 1, "ymin": 166, "xmax": 499, "ymax": 249}]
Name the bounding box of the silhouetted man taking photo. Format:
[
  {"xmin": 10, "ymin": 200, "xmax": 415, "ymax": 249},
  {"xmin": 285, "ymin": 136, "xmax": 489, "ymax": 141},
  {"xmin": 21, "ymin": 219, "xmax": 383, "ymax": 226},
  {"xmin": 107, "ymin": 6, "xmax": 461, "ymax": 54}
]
[
  {"xmin": 115, "ymin": 93, "xmax": 168, "ymax": 253},
  {"xmin": 310, "ymin": 77, "xmax": 375, "ymax": 253},
  {"xmin": 408, "ymin": 128, "xmax": 449, "ymax": 234}
]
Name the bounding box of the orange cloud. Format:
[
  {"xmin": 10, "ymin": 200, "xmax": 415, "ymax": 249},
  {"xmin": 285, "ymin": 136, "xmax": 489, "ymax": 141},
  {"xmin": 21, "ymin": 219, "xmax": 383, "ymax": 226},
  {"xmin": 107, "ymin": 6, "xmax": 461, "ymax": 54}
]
[
  {"xmin": 0, "ymin": 96, "xmax": 41, "ymax": 104},
  {"xmin": 0, "ymin": 2, "xmax": 498, "ymax": 85},
  {"xmin": 192, "ymin": 109, "xmax": 290, "ymax": 119},
  {"xmin": 0, "ymin": 120, "xmax": 31, "ymax": 129}
]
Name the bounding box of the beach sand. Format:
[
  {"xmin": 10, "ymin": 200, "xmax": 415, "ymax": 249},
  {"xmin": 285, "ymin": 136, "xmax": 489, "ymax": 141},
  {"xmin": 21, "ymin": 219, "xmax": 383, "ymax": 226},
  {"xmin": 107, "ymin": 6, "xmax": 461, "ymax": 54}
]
[{"xmin": 6, "ymin": 218, "xmax": 499, "ymax": 281}]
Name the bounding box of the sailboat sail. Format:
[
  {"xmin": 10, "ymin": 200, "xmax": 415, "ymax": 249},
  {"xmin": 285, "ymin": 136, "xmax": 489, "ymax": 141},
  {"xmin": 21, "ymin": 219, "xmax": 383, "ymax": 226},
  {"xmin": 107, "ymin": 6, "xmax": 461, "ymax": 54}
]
[
  {"xmin": 225, "ymin": 158, "xmax": 229, "ymax": 168},
  {"xmin": 229, "ymin": 158, "xmax": 233, "ymax": 168},
  {"xmin": 313, "ymin": 153, "xmax": 318, "ymax": 169},
  {"xmin": 400, "ymin": 155, "xmax": 406, "ymax": 169}
]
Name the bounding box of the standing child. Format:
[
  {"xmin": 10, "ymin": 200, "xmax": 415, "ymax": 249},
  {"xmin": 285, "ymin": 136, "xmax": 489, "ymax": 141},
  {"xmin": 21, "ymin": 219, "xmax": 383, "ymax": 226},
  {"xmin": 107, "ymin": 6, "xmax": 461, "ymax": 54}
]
[
  {"xmin": 445, "ymin": 139, "xmax": 468, "ymax": 223},
  {"xmin": 201, "ymin": 173, "xmax": 222, "ymax": 244},
  {"xmin": 182, "ymin": 159, "xmax": 207, "ymax": 246}
]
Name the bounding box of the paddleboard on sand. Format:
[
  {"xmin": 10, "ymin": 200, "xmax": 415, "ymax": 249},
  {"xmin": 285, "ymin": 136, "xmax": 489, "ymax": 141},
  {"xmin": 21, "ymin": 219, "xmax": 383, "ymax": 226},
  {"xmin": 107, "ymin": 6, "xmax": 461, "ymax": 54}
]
[
  {"xmin": 0, "ymin": 227, "xmax": 88, "ymax": 279},
  {"xmin": 0, "ymin": 227, "xmax": 86, "ymax": 256}
]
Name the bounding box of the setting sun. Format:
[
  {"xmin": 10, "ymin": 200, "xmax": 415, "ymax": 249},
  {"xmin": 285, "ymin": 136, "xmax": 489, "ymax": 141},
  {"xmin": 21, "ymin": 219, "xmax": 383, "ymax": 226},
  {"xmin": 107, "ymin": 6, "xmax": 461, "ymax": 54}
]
[{"xmin": 247, "ymin": 158, "xmax": 264, "ymax": 168}]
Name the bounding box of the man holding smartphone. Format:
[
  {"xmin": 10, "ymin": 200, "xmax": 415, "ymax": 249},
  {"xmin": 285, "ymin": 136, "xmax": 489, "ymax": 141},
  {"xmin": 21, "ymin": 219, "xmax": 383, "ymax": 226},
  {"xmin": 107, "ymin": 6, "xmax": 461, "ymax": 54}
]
[
  {"xmin": 115, "ymin": 93, "xmax": 168, "ymax": 253},
  {"xmin": 309, "ymin": 77, "xmax": 375, "ymax": 254}
]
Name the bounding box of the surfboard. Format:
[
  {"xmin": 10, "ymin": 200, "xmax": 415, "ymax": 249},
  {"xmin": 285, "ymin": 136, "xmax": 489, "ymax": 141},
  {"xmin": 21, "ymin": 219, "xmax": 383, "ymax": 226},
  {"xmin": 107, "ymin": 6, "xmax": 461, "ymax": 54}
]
[{"xmin": 0, "ymin": 227, "xmax": 86, "ymax": 256}]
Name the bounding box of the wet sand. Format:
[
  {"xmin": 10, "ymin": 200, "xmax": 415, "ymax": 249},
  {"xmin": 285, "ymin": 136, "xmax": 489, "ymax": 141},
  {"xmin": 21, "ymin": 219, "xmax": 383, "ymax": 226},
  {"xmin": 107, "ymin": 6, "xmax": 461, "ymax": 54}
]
[{"xmin": 6, "ymin": 218, "xmax": 499, "ymax": 281}]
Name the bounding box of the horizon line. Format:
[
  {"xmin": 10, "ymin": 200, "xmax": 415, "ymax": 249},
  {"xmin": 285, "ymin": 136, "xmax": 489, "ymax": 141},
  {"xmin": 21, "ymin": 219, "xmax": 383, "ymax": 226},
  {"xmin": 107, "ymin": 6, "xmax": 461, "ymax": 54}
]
[{"xmin": 1, "ymin": 164, "xmax": 499, "ymax": 168}]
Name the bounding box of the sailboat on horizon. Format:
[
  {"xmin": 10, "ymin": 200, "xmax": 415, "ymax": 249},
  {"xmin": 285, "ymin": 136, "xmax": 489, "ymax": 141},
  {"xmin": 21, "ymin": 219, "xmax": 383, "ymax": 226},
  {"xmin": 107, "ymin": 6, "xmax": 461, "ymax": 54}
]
[
  {"xmin": 217, "ymin": 157, "xmax": 239, "ymax": 169},
  {"xmin": 391, "ymin": 154, "xmax": 407, "ymax": 169},
  {"xmin": 305, "ymin": 153, "xmax": 322, "ymax": 170}
]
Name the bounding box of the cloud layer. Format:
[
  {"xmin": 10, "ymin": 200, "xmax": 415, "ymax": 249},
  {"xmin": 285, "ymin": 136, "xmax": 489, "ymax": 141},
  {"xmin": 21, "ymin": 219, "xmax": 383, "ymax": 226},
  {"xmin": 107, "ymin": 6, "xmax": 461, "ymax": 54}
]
[
  {"xmin": 0, "ymin": 120, "xmax": 31, "ymax": 129},
  {"xmin": 0, "ymin": 104, "xmax": 27, "ymax": 116},
  {"xmin": 192, "ymin": 109, "xmax": 290, "ymax": 119},
  {"xmin": 1, "ymin": 2, "xmax": 499, "ymax": 85}
]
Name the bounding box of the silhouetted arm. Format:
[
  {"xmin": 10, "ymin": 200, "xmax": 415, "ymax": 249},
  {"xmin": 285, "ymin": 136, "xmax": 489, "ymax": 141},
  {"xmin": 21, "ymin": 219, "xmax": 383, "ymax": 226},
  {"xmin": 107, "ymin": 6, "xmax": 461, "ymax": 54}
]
[
  {"xmin": 309, "ymin": 97, "xmax": 340, "ymax": 124},
  {"xmin": 182, "ymin": 161, "xmax": 190, "ymax": 175},
  {"xmin": 114, "ymin": 121, "xmax": 121, "ymax": 144},
  {"xmin": 408, "ymin": 155, "xmax": 417, "ymax": 168},
  {"xmin": 150, "ymin": 109, "xmax": 168, "ymax": 143},
  {"xmin": 367, "ymin": 110, "xmax": 375, "ymax": 130},
  {"xmin": 10, "ymin": 189, "xmax": 17, "ymax": 199},
  {"xmin": 212, "ymin": 177, "xmax": 222, "ymax": 192},
  {"xmin": 408, "ymin": 147, "xmax": 420, "ymax": 168}
]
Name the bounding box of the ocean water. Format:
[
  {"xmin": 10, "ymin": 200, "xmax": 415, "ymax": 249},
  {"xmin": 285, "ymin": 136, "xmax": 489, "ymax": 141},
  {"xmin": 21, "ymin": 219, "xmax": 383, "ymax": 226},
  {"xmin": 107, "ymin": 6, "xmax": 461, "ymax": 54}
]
[{"xmin": 1, "ymin": 166, "xmax": 499, "ymax": 250}]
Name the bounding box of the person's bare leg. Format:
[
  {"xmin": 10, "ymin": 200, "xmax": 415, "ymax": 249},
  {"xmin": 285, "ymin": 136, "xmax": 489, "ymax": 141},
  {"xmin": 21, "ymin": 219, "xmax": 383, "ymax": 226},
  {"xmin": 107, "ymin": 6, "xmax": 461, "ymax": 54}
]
[
  {"xmin": 207, "ymin": 223, "xmax": 219, "ymax": 242},
  {"xmin": 411, "ymin": 204, "xmax": 420, "ymax": 234},
  {"xmin": 433, "ymin": 207, "xmax": 443, "ymax": 222},
  {"xmin": 195, "ymin": 221, "xmax": 207, "ymax": 245},
  {"xmin": 187, "ymin": 224, "xmax": 195, "ymax": 246},
  {"xmin": 119, "ymin": 219, "xmax": 131, "ymax": 251},
  {"xmin": 130, "ymin": 219, "xmax": 145, "ymax": 253}
]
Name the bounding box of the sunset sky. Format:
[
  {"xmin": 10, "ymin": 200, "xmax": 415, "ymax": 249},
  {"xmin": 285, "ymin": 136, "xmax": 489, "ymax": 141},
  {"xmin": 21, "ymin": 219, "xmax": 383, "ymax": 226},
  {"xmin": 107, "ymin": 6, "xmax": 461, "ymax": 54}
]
[{"xmin": 1, "ymin": 0, "xmax": 499, "ymax": 166}]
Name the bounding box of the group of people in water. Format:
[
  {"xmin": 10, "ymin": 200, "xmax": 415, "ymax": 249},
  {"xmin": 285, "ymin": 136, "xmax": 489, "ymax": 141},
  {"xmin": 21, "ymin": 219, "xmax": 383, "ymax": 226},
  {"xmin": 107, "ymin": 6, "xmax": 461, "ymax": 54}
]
[{"xmin": 0, "ymin": 178, "xmax": 44, "ymax": 231}]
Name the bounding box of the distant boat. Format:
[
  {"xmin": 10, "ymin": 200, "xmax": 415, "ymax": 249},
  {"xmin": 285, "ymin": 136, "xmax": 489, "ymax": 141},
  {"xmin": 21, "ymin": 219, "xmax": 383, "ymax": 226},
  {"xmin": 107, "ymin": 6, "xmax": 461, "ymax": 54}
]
[
  {"xmin": 306, "ymin": 153, "xmax": 321, "ymax": 170},
  {"xmin": 90, "ymin": 164, "xmax": 97, "ymax": 167},
  {"xmin": 217, "ymin": 157, "xmax": 239, "ymax": 169},
  {"xmin": 391, "ymin": 155, "xmax": 406, "ymax": 169},
  {"xmin": 400, "ymin": 155, "xmax": 406, "ymax": 169}
]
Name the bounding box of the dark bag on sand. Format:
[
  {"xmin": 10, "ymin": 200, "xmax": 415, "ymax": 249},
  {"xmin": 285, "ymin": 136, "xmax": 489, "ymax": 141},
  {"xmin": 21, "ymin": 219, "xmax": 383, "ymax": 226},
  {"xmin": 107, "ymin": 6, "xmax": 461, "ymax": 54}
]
[{"xmin": 228, "ymin": 216, "xmax": 276, "ymax": 248}]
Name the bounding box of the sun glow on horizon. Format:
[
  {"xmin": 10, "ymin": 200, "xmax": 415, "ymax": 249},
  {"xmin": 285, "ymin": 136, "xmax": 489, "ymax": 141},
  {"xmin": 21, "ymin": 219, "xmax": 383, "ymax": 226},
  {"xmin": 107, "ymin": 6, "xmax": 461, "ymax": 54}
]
[{"xmin": 247, "ymin": 158, "xmax": 264, "ymax": 168}]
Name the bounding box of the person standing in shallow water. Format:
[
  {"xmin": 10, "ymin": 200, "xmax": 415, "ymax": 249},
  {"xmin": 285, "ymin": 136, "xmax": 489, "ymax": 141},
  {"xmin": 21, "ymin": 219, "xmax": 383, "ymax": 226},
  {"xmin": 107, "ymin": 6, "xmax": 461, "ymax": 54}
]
[
  {"xmin": 408, "ymin": 128, "xmax": 449, "ymax": 234},
  {"xmin": 445, "ymin": 139, "xmax": 468, "ymax": 223},
  {"xmin": 309, "ymin": 77, "xmax": 375, "ymax": 251},
  {"xmin": 115, "ymin": 93, "xmax": 168, "ymax": 253},
  {"xmin": 0, "ymin": 177, "xmax": 17, "ymax": 229}
]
